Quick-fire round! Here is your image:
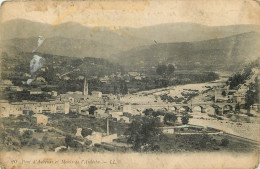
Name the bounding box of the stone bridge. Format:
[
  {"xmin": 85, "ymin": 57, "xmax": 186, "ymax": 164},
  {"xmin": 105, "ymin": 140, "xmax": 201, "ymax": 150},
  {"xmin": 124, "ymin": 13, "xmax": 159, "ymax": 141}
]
[
  {"xmin": 168, "ymin": 103, "xmax": 236, "ymax": 115},
  {"xmin": 132, "ymin": 102, "xmax": 237, "ymax": 115}
]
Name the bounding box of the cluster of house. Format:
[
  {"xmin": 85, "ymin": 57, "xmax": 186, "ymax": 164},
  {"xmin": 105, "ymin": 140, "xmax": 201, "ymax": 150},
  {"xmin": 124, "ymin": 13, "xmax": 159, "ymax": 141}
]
[
  {"xmin": 0, "ymin": 77, "xmax": 138, "ymax": 125},
  {"xmin": 0, "ymin": 80, "xmax": 23, "ymax": 92},
  {"xmin": 98, "ymin": 72, "xmax": 146, "ymax": 84},
  {"xmin": 0, "ymin": 100, "xmax": 70, "ymax": 117},
  {"xmin": 214, "ymin": 68, "xmax": 259, "ymax": 112},
  {"xmin": 58, "ymin": 90, "xmax": 132, "ymax": 123}
]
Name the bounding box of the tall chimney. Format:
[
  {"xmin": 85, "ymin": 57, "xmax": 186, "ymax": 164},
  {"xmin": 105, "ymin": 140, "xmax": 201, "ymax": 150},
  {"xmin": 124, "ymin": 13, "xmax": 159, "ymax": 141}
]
[{"xmin": 107, "ymin": 117, "xmax": 109, "ymax": 136}]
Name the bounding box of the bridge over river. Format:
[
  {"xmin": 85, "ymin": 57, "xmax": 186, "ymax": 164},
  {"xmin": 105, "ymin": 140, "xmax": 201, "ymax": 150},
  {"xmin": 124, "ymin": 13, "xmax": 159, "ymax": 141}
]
[{"xmin": 131, "ymin": 102, "xmax": 237, "ymax": 114}]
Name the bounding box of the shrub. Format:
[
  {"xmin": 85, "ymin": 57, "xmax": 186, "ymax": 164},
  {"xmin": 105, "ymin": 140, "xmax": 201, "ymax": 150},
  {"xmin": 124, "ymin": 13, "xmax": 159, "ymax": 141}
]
[
  {"xmin": 217, "ymin": 117, "xmax": 223, "ymax": 120},
  {"xmin": 81, "ymin": 128, "xmax": 93, "ymax": 137},
  {"xmin": 245, "ymin": 113, "xmax": 254, "ymax": 117},
  {"xmin": 164, "ymin": 113, "xmax": 177, "ymax": 125},
  {"xmin": 29, "ymin": 138, "xmax": 39, "ymax": 146},
  {"xmin": 22, "ymin": 130, "xmax": 33, "ymax": 139},
  {"xmin": 226, "ymin": 114, "xmax": 233, "ymax": 118},
  {"xmin": 181, "ymin": 115, "xmax": 189, "ymax": 125},
  {"xmin": 220, "ymin": 138, "xmax": 229, "ymax": 147},
  {"xmin": 36, "ymin": 127, "xmax": 43, "ymax": 133}
]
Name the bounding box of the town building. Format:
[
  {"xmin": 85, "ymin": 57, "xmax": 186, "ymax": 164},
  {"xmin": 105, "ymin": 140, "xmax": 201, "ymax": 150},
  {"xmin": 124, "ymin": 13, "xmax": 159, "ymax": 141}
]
[
  {"xmin": 91, "ymin": 91, "xmax": 102, "ymax": 98},
  {"xmin": 0, "ymin": 100, "xmax": 70, "ymax": 117},
  {"xmin": 32, "ymin": 114, "xmax": 48, "ymax": 125}
]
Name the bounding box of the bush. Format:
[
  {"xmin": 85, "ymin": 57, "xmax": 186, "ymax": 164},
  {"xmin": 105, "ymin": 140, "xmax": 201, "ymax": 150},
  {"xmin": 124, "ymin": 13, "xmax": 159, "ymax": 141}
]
[
  {"xmin": 217, "ymin": 117, "xmax": 223, "ymax": 120},
  {"xmin": 164, "ymin": 113, "xmax": 177, "ymax": 125},
  {"xmin": 29, "ymin": 138, "xmax": 39, "ymax": 146},
  {"xmin": 181, "ymin": 115, "xmax": 189, "ymax": 125},
  {"xmin": 245, "ymin": 113, "xmax": 254, "ymax": 117},
  {"xmin": 220, "ymin": 138, "xmax": 229, "ymax": 147},
  {"xmin": 22, "ymin": 130, "xmax": 33, "ymax": 139},
  {"xmin": 36, "ymin": 127, "xmax": 43, "ymax": 133},
  {"xmin": 81, "ymin": 128, "xmax": 93, "ymax": 137},
  {"xmin": 226, "ymin": 114, "xmax": 233, "ymax": 118}
]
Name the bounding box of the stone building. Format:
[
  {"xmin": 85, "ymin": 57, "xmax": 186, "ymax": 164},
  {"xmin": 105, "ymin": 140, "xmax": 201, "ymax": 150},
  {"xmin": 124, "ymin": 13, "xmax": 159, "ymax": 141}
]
[{"xmin": 32, "ymin": 114, "xmax": 48, "ymax": 125}]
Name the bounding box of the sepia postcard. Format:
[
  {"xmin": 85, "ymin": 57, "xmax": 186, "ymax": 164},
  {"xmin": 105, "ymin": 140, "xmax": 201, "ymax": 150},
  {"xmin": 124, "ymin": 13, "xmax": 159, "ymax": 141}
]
[{"xmin": 0, "ymin": 0, "xmax": 260, "ymax": 168}]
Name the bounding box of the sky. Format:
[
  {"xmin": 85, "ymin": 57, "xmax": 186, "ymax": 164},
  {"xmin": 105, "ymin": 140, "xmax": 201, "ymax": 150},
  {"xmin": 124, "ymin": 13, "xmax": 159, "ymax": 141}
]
[{"xmin": 1, "ymin": 0, "xmax": 260, "ymax": 28}]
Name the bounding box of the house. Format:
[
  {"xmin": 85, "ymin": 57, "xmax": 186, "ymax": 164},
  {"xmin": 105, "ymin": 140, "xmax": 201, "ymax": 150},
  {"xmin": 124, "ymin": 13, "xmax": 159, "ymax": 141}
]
[
  {"xmin": 24, "ymin": 103, "xmax": 43, "ymax": 114},
  {"xmin": 51, "ymin": 91, "xmax": 58, "ymax": 97},
  {"xmin": 36, "ymin": 77, "xmax": 46, "ymax": 82},
  {"xmin": 91, "ymin": 91, "xmax": 102, "ymax": 98},
  {"xmin": 10, "ymin": 86, "xmax": 23, "ymax": 92},
  {"xmin": 120, "ymin": 116, "xmax": 130, "ymax": 123},
  {"xmin": 96, "ymin": 109, "xmax": 108, "ymax": 118},
  {"xmin": 77, "ymin": 76, "xmax": 85, "ymax": 80},
  {"xmin": 122, "ymin": 104, "xmax": 132, "ymax": 114},
  {"xmin": 41, "ymin": 102, "xmax": 57, "ymax": 113},
  {"xmin": 1, "ymin": 80, "xmax": 12, "ymax": 85},
  {"xmin": 158, "ymin": 115, "xmax": 164, "ymax": 123},
  {"xmin": 63, "ymin": 76, "xmax": 70, "ymax": 80},
  {"xmin": 30, "ymin": 88, "xmax": 43, "ymax": 95},
  {"xmin": 128, "ymin": 72, "xmax": 139, "ymax": 77},
  {"xmin": 8, "ymin": 103, "xmax": 24, "ymax": 116},
  {"xmin": 24, "ymin": 73, "xmax": 31, "ymax": 77},
  {"xmin": 233, "ymin": 92, "xmax": 246, "ymax": 104},
  {"xmin": 160, "ymin": 127, "xmax": 175, "ymax": 134},
  {"xmin": 40, "ymin": 67, "xmax": 46, "ymax": 72},
  {"xmin": 32, "ymin": 114, "xmax": 48, "ymax": 125},
  {"xmin": 110, "ymin": 110, "xmax": 123, "ymax": 117},
  {"xmin": 134, "ymin": 75, "xmax": 142, "ymax": 80},
  {"xmin": 100, "ymin": 76, "xmax": 110, "ymax": 83},
  {"xmin": 70, "ymin": 104, "xmax": 82, "ymax": 114},
  {"xmin": 86, "ymin": 132, "xmax": 103, "ymax": 146},
  {"xmin": 0, "ymin": 100, "xmax": 11, "ymax": 117},
  {"xmin": 55, "ymin": 101, "xmax": 70, "ymax": 114}
]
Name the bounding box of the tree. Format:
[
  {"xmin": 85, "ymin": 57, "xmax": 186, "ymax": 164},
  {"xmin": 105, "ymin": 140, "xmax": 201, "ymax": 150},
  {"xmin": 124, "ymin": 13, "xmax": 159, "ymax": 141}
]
[
  {"xmin": 65, "ymin": 135, "xmax": 73, "ymax": 148},
  {"xmin": 235, "ymin": 103, "xmax": 240, "ymax": 112},
  {"xmin": 142, "ymin": 108, "xmax": 154, "ymax": 116},
  {"xmin": 22, "ymin": 130, "xmax": 33, "ymax": 139},
  {"xmin": 123, "ymin": 82, "xmax": 128, "ymax": 95},
  {"xmin": 105, "ymin": 108, "xmax": 112, "ymax": 114},
  {"xmin": 164, "ymin": 113, "xmax": 177, "ymax": 125},
  {"xmin": 89, "ymin": 106, "xmax": 97, "ymax": 115},
  {"xmin": 156, "ymin": 64, "xmax": 175, "ymax": 77},
  {"xmin": 125, "ymin": 116, "xmax": 162, "ymax": 151},
  {"xmin": 220, "ymin": 138, "xmax": 229, "ymax": 147},
  {"xmin": 167, "ymin": 64, "xmax": 175, "ymax": 75},
  {"xmin": 120, "ymin": 80, "xmax": 128, "ymax": 95},
  {"xmin": 222, "ymin": 91, "xmax": 226, "ymax": 97},
  {"xmin": 245, "ymin": 82, "xmax": 259, "ymax": 109},
  {"xmin": 156, "ymin": 64, "xmax": 167, "ymax": 76},
  {"xmin": 81, "ymin": 128, "xmax": 93, "ymax": 137},
  {"xmin": 181, "ymin": 115, "xmax": 189, "ymax": 125}
]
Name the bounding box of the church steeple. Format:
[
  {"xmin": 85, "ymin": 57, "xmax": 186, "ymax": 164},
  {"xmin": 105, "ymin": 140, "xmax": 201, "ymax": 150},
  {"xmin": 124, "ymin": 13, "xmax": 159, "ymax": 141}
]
[{"xmin": 83, "ymin": 77, "xmax": 88, "ymax": 98}]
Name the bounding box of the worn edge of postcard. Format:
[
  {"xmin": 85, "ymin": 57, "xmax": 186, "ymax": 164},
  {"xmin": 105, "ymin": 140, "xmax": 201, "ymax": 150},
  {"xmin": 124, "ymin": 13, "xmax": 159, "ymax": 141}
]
[{"xmin": 0, "ymin": 0, "xmax": 260, "ymax": 169}]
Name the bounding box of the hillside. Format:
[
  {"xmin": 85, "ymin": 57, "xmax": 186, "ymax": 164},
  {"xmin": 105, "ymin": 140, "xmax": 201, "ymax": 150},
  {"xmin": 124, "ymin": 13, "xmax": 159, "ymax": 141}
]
[
  {"xmin": 1, "ymin": 37, "xmax": 118, "ymax": 58},
  {"xmin": 1, "ymin": 19, "xmax": 259, "ymax": 59},
  {"xmin": 112, "ymin": 31, "xmax": 260, "ymax": 71}
]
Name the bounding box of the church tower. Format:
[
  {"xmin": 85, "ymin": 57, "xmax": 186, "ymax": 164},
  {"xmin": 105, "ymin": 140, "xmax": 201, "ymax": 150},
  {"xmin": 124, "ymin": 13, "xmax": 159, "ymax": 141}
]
[{"xmin": 83, "ymin": 77, "xmax": 88, "ymax": 98}]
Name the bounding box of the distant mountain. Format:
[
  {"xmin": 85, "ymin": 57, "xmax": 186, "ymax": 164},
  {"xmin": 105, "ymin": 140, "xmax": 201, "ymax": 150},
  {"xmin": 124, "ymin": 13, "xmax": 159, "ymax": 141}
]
[
  {"xmin": 0, "ymin": 19, "xmax": 151, "ymax": 55},
  {"xmin": 1, "ymin": 19, "xmax": 259, "ymax": 59},
  {"xmin": 124, "ymin": 23, "xmax": 260, "ymax": 43},
  {"xmin": 1, "ymin": 37, "xmax": 119, "ymax": 58},
  {"xmin": 113, "ymin": 31, "xmax": 260, "ymax": 71}
]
